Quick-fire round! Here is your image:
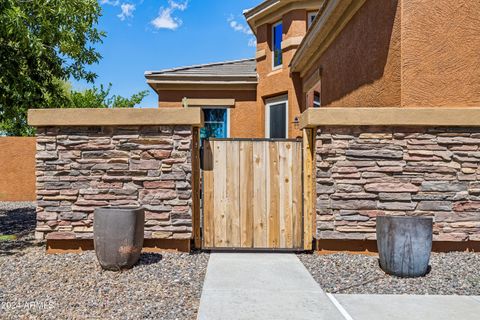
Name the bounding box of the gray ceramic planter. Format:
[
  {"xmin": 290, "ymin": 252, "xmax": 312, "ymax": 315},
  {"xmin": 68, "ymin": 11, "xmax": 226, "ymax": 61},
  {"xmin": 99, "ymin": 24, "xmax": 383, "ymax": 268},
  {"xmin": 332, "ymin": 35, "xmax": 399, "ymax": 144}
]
[
  {"xmin": 376, "ymin": 216, "xmax": 433, "ymax": 278},
  {"xmin": 94, "ymin": 207, "xmax": 144, "ymax": 271}
]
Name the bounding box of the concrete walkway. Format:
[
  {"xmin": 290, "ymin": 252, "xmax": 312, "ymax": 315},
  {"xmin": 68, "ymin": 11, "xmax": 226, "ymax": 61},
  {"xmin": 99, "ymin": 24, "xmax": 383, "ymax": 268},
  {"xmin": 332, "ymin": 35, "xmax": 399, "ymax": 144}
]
[
  {"xmin": 197, "ymin": 253, "xmax": 343, "ymax": 320},
  {"xmin": 332, "ymin": 294, "xmax": 480, "ymax": 320},
  {"xmin": 198, "ymin": 253, "xmax": 480, "ymax": 320}
]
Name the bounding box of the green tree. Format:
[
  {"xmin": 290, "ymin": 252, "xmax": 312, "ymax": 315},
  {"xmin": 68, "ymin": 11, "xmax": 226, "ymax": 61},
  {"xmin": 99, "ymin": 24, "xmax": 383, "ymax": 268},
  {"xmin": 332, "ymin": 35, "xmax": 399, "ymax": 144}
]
[
  {"xmin": 0, "ymin": 0, "xmax": 105, "ymax": 136},
  {"xmin": 68, "ymin": 84, "xmax": 149, "ymax": 109}
]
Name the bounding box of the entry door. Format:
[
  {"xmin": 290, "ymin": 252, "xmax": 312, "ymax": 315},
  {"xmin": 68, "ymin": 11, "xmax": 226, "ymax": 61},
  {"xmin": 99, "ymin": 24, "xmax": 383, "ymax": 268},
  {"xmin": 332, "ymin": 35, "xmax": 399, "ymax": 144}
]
[{"xmin": 202, "ymin": 139, "xmax": 303, "ymax": 250}]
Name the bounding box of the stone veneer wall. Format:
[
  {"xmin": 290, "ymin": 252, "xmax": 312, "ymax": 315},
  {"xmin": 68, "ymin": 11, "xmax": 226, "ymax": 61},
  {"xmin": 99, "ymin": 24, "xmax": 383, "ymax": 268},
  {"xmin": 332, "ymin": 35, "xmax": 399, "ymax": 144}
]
[
  {"xmin": 316, "ymin": 126, "xmax": 480, "ymax": 242},
  {"xmin": 35, "ymin": 125, "xmax": 193, "ymax": 241}
]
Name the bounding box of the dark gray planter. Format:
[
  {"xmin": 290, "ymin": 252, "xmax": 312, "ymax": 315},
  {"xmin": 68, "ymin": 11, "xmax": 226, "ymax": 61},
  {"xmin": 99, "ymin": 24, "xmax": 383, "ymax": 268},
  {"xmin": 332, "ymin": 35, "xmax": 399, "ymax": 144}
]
[
  {"xmin": 376, "ymin": 216, "xmax": 433, "ymax": 278},
  {"xmin": 94, "ymin": 207, "xmax": 144, "ymax": 271}
]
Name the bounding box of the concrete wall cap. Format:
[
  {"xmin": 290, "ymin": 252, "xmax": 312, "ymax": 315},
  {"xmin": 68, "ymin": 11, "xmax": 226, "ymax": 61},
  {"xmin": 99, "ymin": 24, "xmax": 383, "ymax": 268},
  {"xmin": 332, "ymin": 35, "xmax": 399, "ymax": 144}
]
[
  {"xmin": 300, "ymin": 107, "xmax": 480, "ymax": 128},
  {"xmin": 28, "ymin": 108, "xmax": 204, "ymax": 127}
]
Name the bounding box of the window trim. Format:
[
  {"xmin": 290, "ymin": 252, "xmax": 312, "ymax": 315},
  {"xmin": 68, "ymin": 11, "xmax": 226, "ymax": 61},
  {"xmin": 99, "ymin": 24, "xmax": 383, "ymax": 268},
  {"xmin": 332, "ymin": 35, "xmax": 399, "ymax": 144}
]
[
  {"xmin": 272, "ymin": 20, "xmax": 283, "ymax": 70},
  {"xmin": 265, "ymin": 95, "xmax": 288, "ymax": 139},
  {"xmin": 307, "ymin": 11, "xmax": 317, "ymax": 29},
  {"xmin": 201, "ymin": 106, "xmax": 230, "ymax": 138}
]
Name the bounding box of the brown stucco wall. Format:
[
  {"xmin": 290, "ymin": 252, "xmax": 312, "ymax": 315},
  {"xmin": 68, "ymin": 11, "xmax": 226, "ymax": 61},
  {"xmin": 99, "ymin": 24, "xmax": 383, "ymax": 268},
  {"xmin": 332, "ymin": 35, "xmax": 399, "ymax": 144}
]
[
  {"xmin": 0, "ymin": 137, "xmax": 36, "ymax": 201},
  {"xmin": 401, "ymin": 0, "xmax": 480, "ymax": 107},
  {"xmin": 303, "ymin": 0, "xmax": 401, "ymax": 108},
  {"xmin": 157, "ymin": 89, "xmax": 261, "ymax": 138},
  {"xmin": 256, "ymin": 9, "xmax": 309, "ymax": 139}
]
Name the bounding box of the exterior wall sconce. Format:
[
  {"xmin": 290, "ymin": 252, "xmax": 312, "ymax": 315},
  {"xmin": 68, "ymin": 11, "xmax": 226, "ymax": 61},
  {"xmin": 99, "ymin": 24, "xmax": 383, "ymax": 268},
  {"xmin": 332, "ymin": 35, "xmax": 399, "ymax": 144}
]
[{"xmin": 293, "ymin": 116, "xmax": 300, "ymax": 129}]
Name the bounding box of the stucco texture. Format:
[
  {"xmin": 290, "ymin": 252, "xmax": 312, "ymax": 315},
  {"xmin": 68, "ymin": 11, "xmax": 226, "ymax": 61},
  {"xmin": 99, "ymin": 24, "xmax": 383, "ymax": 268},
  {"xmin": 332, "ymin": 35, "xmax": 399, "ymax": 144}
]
[
  {"xmin": 401, "ymin": 0, "xmax": 480, "ymax": 107},
  {"xmin": 157, "ymin": 89, "xmax": 261, "ymax": 138},
  {"xmin": 256, "ymin": 9, "xmax": 308, "ymax": 138},
  {"xmin": 304, "ymin": 0, "xmax": 401, "ymax": 108},
  {"xmin": 0, "ymin": 137, "xmax": 36, "ymax": 201}
]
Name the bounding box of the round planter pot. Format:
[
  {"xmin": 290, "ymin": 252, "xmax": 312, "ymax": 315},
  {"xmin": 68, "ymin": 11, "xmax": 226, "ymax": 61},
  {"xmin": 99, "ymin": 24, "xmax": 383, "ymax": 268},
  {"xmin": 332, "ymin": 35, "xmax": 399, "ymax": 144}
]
[
  {"xmin": 94, "ymin": 207, "xmax": 144, "ymax": 271},
  {"xmin": 376, "ymin": 216, "xmax": 433, "ymax": 278}
]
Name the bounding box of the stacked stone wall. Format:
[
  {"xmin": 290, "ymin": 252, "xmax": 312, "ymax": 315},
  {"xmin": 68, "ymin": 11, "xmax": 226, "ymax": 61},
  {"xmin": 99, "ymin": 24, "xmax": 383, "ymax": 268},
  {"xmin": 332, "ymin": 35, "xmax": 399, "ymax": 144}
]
[
  {"xmin": 316, "ymin": 126, "xmax": 480, "ymax": 242},
  {"xmin": 35, "ymin": 125, "xmax": 193, "ymax": 241}
]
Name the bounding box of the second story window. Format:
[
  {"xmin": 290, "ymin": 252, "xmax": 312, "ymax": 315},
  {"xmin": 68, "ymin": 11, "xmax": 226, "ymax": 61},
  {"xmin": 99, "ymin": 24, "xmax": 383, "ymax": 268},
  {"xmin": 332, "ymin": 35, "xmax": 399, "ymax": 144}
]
[
  {"xmin": 308, "ymin": 12, "xmax": 317, "ymax": 29},
  {"xmin": 313, "ymin": 91, "xmax": 321, "ymax": 108},
  {"xmin": 272, "ymin": 21, "xmax": 283, "ymax": 68}
]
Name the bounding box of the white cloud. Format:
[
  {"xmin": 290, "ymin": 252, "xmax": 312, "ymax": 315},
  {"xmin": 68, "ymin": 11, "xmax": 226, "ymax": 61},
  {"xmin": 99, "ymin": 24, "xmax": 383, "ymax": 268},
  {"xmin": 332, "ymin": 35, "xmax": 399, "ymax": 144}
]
[
  {"xmin": 151, "ymin": 0, "xmax": 189, "ymax": 30},
  {"xmin": 117, "ymin": 3, "xmax": 135, "ymax": 21},
  {"xmin": 228, "ymin": 15, "xmax": 255, "ymax": 47},
  {"xmin": 100, "ymin": 0, "xmax": 120, "ymax": 6},
  {"xmin": 228, "ymin": 15, "xmax": 253, "ymax": 35},
  {"xmin": 169, "ymin": 0, "xmax": 188, "ymax": 11}
]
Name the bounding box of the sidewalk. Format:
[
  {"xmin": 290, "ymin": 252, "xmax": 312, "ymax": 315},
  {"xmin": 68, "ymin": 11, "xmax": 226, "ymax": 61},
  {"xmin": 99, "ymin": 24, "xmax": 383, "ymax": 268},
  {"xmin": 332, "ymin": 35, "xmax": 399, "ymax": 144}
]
[
  {"xmin": 331, "ymin": 294, "xmax": 480, "ymax": 320},
  {"xmin": 197, "ymin": 253, "xmax": 343, "ymax": 320},
  {"xmin": 197, "ymin": 253, "xmax": 480, "ymax": 320}
]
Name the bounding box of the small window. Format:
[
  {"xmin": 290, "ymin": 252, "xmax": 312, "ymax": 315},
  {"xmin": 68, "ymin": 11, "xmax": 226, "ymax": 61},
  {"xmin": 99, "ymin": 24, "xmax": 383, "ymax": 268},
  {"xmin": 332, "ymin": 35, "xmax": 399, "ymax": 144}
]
[
  {"xmin": 200, "ymin": 108, "xmax": 228, "ymax": 140},
  {"xmin": 266, "ymin": 96, "xmax": 288, "ymax": 139},
  {"xmin": 308, "ymin": 12, "xmax": 317, "ymax": 29},
  {"xmin": 313, "ymin": 91, "xmax": 321, "ymax": 108},
  {"xmin": 272, "ymin": 21, "xmax": 283, "ymax": 68}
]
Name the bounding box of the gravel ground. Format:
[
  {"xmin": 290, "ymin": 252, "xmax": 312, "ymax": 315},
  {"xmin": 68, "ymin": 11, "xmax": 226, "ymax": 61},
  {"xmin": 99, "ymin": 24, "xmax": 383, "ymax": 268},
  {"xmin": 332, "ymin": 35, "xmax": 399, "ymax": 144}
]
[
  {"xmin": 299, "ymin": 252, "xmax": 480, "ymax": 295},
  {"xmin": 0, "ymin": 202, "xmax": 210, "ymax": 320}
]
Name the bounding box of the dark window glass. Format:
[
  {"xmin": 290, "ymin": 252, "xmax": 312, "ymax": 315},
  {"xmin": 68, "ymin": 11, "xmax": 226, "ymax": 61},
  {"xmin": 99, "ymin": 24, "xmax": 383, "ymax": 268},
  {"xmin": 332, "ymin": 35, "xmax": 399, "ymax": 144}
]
[
  {"xmin": 201, "ymin": 108, "xmax": 227, "ymax": 140},
  {"xmin": 308, "ymin": 13, "xmax": 317, "ymax": 28},
  {"xmin": 269, "ymin": 102, "xmax": 286, "ymax": 138},
  {"xmin": 313, "ymin": 91, "xmax": 321, "ymax": 108},
  {"xmin": 273, "ymin": 22, "xmax": 283, "ymax": 67}
]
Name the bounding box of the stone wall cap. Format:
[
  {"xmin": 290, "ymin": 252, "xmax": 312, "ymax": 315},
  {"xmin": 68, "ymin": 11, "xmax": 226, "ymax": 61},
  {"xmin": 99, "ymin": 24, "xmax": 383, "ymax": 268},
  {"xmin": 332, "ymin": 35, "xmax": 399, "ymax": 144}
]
[
  {"xmin": 28, "ymin": 108, "xmax": 204, "ymax": 127},
  {"xmin": 300, "ymin": 107, "xmax": 480, "ymax": 128}
]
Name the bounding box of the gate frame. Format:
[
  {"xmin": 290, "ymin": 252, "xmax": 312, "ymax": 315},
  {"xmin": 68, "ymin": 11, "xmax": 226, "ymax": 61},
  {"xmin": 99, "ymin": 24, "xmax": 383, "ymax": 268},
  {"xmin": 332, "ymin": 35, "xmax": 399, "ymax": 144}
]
[
  {"xmin": 302, "ymin": 128, "xmax": 316, "ymax": 251},
  {"xmin": 198, "ymin": 137, "xmax": 312, "ymax": 251}
]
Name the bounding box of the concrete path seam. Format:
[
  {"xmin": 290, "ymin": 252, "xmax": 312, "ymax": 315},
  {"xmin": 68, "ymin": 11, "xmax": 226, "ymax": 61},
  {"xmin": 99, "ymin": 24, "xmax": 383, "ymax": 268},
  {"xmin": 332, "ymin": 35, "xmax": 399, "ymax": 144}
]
[{"xmin": 326, "ymin": 293, "xmax": 354, "ymax": 320}]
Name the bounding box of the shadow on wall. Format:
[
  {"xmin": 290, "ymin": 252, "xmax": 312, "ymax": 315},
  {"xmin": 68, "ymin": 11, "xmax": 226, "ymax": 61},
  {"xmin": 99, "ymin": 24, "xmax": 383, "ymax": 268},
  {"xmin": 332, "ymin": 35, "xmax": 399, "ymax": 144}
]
[{"xmin": 321, "ymin": 0, "xmax": 399, "ymax": 107}]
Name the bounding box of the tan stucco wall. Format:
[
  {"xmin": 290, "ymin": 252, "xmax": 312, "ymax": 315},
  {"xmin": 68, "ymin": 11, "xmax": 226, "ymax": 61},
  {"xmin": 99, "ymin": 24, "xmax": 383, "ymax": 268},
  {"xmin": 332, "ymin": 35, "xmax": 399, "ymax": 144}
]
[
  {"xmin": 0, "ymin": 137, "xmax": 36, "ymax": 201},
  {"xmin": 303, "ymin": 0, "xmax": 401, "ymax": 108},
  {"xmin": 256, "ymin": 9, "xmax": 309, "ymax": 139},
  {"xmin": 157, "ymin": 90, "xmax": 261, "ymax": 138},
  {"xmin": 401, "ymin": 0, "xmax": 480, "ymax": 107}
]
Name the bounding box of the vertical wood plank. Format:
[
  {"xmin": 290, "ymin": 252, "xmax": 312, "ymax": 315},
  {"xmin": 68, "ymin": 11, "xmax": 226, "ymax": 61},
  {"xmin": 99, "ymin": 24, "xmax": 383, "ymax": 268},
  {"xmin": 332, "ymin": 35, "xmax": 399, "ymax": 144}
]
[
  {"xmin": 267, "ymin": 141, "xmax": 280, "ymax": 248},
  {"xmin": 225, "ymin": 140, "xmax": 240, "ymax": 247},
  {"xmin": 240, "ymin": 141, "xmax": 254, "ymax": 248},
  {"xmin": 253, "ymin": 141, "xmax": 267, "ymax": 247},
  {"xmin": 278, "ymin": 141, "xmax": 287, "ymax": 248},
  {"xmin": 303, "ymin": 129, "xmax": 316, "ymax": 250},
  {"xmin": 213, "ymin": 141, "xmax": 227, "ymax": 247},
  {"xmin": 283, "ymin": 141, "xmax": 294, "ymax": 248},
  {"xmin": 292, "ymin": 141, "xmax": 303, "ymax": 248},
  {"xmin": 202, "ymin": 140, "xmax": 214, "ymax": 248}
]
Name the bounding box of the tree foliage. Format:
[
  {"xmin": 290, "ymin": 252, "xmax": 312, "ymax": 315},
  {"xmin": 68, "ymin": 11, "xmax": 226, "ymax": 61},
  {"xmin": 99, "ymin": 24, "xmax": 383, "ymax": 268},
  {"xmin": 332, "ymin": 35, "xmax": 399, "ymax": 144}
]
[
  {"xmin": 68, "ymin": 84, "xmax": 149, "ymax": 109},
  {"xmin": 0, "ymin": 0, "xmax": 106, "ymax": 135}
]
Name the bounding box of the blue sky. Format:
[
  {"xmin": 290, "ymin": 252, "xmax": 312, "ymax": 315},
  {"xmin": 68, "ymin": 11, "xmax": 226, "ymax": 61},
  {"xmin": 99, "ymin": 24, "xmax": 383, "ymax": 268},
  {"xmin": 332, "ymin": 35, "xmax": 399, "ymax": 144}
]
[{"xmin": 74, "ymin": 0, "xmax": 263, "ymax": 107}]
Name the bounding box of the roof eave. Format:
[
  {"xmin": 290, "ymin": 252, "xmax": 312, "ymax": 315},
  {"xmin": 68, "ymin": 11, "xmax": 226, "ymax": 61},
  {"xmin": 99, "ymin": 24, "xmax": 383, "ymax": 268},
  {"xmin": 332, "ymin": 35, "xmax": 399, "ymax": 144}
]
[
  {"xmin": 148, "ymin": 80, "xmax": 258, "ymax": 92},
  {"xmin": 145, "ymin": 75, "xmax": 258, "ymax": 83}
]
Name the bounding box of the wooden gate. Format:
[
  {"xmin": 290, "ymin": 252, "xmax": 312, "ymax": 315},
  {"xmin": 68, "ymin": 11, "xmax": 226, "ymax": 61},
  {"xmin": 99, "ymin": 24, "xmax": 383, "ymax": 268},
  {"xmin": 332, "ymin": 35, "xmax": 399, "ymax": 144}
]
[{"xmin": 202, "ymin": 139, "xmax": 303, "ymax": 250}]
